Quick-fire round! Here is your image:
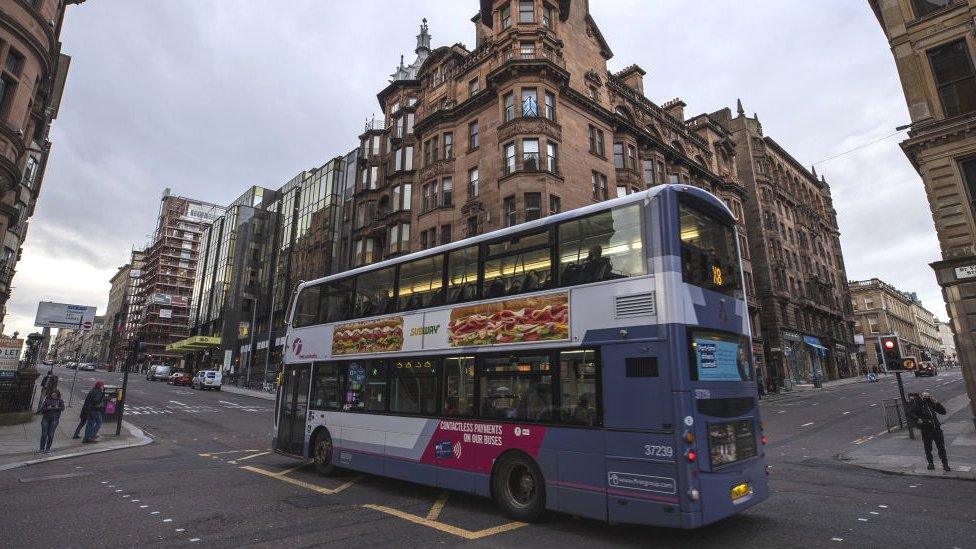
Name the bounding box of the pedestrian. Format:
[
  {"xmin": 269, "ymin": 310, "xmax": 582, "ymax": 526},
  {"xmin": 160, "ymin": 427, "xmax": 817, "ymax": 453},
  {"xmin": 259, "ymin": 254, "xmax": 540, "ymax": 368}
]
[
  {"xmin": 81, "ymin": 381, "xmax": 105, "ymax": 443},
  {"xmin": 38, "ymin": 389, "xmax": 64, "ymax": 454},
  {"xmin": 907, "ymin": 391, "xmax": 951, "ymax": 471},
  {"xmin": 35, "ymin": 370, "xmax": 55, "ymax": 413}
]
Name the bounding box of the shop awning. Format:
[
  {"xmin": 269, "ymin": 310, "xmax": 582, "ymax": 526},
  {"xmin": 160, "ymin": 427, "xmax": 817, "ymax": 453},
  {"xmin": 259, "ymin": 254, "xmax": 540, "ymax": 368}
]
[{"xmin": 165, "ymin": 335, "xmax": 221, "ymax": 353}]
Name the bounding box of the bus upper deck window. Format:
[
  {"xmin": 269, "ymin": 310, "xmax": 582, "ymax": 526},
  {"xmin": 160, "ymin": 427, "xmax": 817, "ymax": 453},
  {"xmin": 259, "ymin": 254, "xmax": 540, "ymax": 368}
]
[{"xmin": 679, "ymin": 199, "xmax": 742, "ymax": 298}]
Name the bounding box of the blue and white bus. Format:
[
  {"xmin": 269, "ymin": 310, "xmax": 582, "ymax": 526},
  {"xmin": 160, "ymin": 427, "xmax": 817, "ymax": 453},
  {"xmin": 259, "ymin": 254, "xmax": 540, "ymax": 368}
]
[{"xmin": 274, "ymin": 184, "xmax": 768, "ymax": 528}]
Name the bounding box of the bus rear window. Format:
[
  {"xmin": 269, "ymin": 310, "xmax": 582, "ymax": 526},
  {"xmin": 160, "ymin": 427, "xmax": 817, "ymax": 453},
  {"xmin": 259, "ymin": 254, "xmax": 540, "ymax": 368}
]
[
  {"xmin": 688, "ymin": 330, "xmax": 753, "ymax": 382},
  {"xmin": 679, "ymin": 199, "xmax": 742, "ymax": 298}
]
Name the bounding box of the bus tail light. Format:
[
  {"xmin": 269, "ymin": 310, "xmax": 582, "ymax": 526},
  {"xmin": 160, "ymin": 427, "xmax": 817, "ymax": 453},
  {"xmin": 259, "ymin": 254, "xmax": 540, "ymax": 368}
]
[
  {"xmin": 686, "ymin": 450, "xmax": 697, "ymax": 463},
  {"xmin": 688, "ymin": 488, "xmax": 700, "ymax": 502},
  {"xmin": 760, "ymin": 435, "xmax": 768, "ymax": 445},
  {"xmin": 684, "ymin": 431, "xmax": 695, "ymax": 443}
]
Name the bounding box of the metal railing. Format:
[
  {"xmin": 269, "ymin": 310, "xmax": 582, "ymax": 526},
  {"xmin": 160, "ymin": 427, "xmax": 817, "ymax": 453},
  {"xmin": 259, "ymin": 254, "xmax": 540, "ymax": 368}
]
[{"xmin": 882, "ymin": 398, "xmax": 916, "ymax": 439}]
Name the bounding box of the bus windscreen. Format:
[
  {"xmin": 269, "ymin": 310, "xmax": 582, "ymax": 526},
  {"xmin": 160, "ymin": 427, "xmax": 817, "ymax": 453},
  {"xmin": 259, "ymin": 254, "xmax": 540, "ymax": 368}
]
[{"xmin": 678, "ymin": 199, "xmax": 743, "ymax": 299}]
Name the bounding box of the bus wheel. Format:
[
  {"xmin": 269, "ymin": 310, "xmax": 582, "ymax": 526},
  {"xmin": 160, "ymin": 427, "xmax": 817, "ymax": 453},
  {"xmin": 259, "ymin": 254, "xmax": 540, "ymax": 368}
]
[
  {"xmin": 311, "ymin": 429, "xmax": 336, "ymax": 476},
  {"xmin": 492, "ymin": 454, "xmax": 545, "ymax": 521}
]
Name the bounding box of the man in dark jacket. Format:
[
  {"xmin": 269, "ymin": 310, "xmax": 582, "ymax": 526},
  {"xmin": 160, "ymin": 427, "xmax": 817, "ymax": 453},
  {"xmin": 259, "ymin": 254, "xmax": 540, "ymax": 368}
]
[
  {"xmin": 81, "ymin": 381, "xmax": 105, "ymax": 443},
  {"xmin": 907, "ymin": 391, "xmax": 950, "ymax": 471}
]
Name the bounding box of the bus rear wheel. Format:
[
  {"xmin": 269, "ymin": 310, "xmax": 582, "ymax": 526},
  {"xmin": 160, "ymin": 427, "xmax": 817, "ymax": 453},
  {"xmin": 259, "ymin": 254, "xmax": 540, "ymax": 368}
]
[
  {"xmin": 492, "ymin": 454, "xmax": 545, "ymax": 522},
  {"xmin": 311, "ymin": 429, "xmax": 336, "ymax": 476}
]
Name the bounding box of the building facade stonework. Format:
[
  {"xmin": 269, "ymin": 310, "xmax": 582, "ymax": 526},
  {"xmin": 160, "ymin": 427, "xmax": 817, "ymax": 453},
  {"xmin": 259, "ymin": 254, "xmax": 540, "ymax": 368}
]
[
  {"xmin": 0, "ymin": 0, "xmax": 84, "ymax": 329},
  {"xmin": 851, "ymin": 278, "xmax": 924, "ymax": 371},
  {"xmin": 870, "ymin": 0, "xmax": 976, "ymax": 421}
]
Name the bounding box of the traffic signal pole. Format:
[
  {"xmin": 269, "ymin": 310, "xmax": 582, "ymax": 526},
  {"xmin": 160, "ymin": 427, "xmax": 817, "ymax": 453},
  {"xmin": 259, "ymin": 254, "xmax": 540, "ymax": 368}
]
[{"xmin": 115, "ymin": 354, "xmax": 130, "ymax": 437}]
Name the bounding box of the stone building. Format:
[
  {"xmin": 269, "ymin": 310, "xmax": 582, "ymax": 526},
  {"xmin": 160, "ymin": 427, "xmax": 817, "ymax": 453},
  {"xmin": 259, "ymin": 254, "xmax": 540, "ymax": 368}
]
[
  {"xmin": 0, "ymin": 0, "xmax": 84, "ymax": 329},
  {"xmin": 937, "ymin": 318, "xmax": 957, "ymax": 364},
  {"xmin": 713, "ymin": 104, "xmax": 857, "ymax": 386},
  {"xmin": 869, "ymin": 0, "xmax": 976, "ymax": 421},
  {"xmin": 349, "ymin": 0, "xmax": 761, "ymax": 359},
  {"xmin": 849, "ymin": 278, "xmax": 943, "ymax": 370}
]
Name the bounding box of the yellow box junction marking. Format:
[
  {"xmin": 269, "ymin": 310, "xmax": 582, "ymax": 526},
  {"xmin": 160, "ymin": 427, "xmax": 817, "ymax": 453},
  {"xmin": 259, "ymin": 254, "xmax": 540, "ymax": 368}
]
[
  {"xmin": 426, "ymin": 492, "xmax": 450, "ymax": 520},
  {"xmin": 363, "ymin": 503, "xmax": 527, "ymax": 540},
  {"xmin": 241, "ymin": 465, "xmax": 362, "ymax": 495}
]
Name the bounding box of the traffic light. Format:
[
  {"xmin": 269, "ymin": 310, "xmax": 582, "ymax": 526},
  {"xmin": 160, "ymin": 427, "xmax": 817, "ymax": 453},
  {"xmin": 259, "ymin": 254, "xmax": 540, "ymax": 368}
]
[
  {"xmin": 900, "ymin": 357, "xmax": 917, "ymax": 372},
  {"xmin": 125, "ymin": 338, "xmax": 147, "ymax": 372},
  {"xmin": 879, "ymin": 335, "xmax": 900, "ymax": 370}
]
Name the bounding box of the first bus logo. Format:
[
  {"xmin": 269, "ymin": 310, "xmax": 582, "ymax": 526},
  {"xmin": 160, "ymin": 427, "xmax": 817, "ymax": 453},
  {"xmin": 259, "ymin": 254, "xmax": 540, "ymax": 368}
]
[{"xmin": 292, "ymin": 338, "xmax": 303, "ymax": 356}]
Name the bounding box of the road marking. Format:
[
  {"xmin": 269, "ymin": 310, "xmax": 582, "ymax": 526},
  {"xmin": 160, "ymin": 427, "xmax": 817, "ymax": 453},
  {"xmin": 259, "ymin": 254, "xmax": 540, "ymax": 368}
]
[
  {"xmin": 132, "ymin": 500, "xmax": 139, "ymax": 502},
  {"xmin": 878, "ymin": 505, "xmax": 887, "ymax": 508},
  {"xmin": 190, "ymin": 538, "xmax": 200, "ymax": 542},
  {"xmin": 115, "ymin": 489, "xmax": 122, "ymax": 493},
  {"xmin": 197, "ymin": 449, "xmax": 261, "ymax": 458},
  {"xmin": 363, "ymin": 503, "xmax": 527, "ymax": 540},
  {"xmin": 241, "ymin": 465, "xmax": 363, "ymax": 494},
  {"xmin": 140, "ymin": 505, "xmax": 148, "ymax": 508},
  {"xmin": 150, "ymin": 511, "xmax": 160, "ymax": 515},
  {"xmin": 842, "ymin": 411, "xmax": 851, "ymax": 415},
  {"xmin": 778, "ymin": 410, "xmax": 786, "ymax": 414},
  {"xmin": 801, "ymin": 422, "xmax": 814, "ymax": 427},
  {"xmin": 122, "ymin": 495, "xmax": 130, "ymax": 498},
  {"xmin": 163, "ymin": 519, "xmax": 173, "ymax": 523},
  {"xmin": 870, "ymin": 511, "xmax": 879, "ymax": 515},
  {"xmin": 169, "ymin": 400, "xmax": 189, "ymax": 406},
  {"xmin": 857, "ymin": 518, "xmax": 868, "ymax": 522},
  {"xmin": 176, "ymin": 528, "xmax": 185, "ymax": 532},
  {"xmin": 426, "ymin": 492, "xmax": 450, "ymax": 520},
  {"xmin": 869, "ymin": 403, "xmax": 877, "ymax": 407},
  {"xmin": 236, "ymin": 451, "xmax": 270, "ymax": 462},
  {"xmin": 831, "ymin": 537, "xmax": 843, "ymax": 542}
]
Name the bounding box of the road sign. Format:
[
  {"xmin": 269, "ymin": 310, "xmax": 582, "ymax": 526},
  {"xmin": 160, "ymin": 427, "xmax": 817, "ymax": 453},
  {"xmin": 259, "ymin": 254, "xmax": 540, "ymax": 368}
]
[
  {"xmin": 0, "ymin": 338, "xmax": 23, "ymax": 378},
  {"xmin": 34, "ymin": 302, "xmax": 97, "ymax": 330}
]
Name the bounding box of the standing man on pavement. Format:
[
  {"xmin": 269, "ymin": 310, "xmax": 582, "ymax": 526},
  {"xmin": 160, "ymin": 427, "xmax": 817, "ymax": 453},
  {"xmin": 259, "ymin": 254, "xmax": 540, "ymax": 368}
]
[
  {"xmin": 81, "ymin": 381, "xmax": 105, "ymax": 443},
  {"xmin": 907, "ymin": 391, "xmax": 951, "ymax": 471},
  {"xmin": 35, "ymin": 370, "xmax": 56, "ymax": 413}
]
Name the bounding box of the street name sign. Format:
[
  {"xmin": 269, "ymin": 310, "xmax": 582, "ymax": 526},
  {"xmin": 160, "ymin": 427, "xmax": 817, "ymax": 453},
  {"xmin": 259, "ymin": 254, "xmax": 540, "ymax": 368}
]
[{"xmin": 34, "ymin": 302, "xmax": 97, "ymax": 330}]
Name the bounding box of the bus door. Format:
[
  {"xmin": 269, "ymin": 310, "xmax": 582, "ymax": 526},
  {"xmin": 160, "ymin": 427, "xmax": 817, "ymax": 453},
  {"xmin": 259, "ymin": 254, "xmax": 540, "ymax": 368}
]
[
  {"xmin": 276, "ymin": 363, "xmax": 310, "ymax": 456},
  {"xmin": 599, "ymin": 341, "xmax": 683, "ymax": 527}
]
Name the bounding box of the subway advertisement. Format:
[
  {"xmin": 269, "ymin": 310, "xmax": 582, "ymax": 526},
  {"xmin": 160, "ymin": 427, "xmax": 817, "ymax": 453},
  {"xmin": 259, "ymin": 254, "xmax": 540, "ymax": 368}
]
[{"xmin": 327, "ymin": 292, "xmax": 569, "ymax": 357}]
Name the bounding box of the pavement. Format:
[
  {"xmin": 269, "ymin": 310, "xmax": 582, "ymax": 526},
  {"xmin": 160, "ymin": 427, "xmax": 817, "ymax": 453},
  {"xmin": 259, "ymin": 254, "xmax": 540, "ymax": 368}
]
[
  {"xmin": 840, "ymin": 390, "xmax": 976, "ymax": 480},
  {"xmin": 0, "ymin": 365, "xmax": 973, "ymax": 548},
  {"xmin": 220, "ymin": 384, "xmax": 276, "ymax": 401},
  {"xmin": 0, "ymin": 411, "xmax": 152, "ymax": 471}
]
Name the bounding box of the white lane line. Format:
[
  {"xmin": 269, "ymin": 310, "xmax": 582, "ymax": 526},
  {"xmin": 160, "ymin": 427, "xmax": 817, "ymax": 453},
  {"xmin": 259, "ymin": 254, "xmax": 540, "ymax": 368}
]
[
  {"xmin": 831, "ymin": 538, "xmax": 843, "ymax": 542},
  {"xmin": 139, "ymin": 505, "xmax": 148, "ymax": 509},
  {"xmin": 115, "ymin": 489, "xmax": 122, "ymax": 493},
  {"xmin": 101, "ymin": 481, "xmax": 108, "ymax": 484},
  {"xmin": 150, "ymin": 511, "xmax": 160, "ymax": 515},
  {"xmin": 122, "ymin": 495, "xmax": 130, "ymax": 498},
  {"xmin": 163, "ymin": 519, "xmax": 173, "ymax": 523},
  {"xmin": 870, "ymin": 403, "xmax": 878, "ymax": 407},
  {"xmin": 778, "ymin": 410, "xmax": 786, "ymax": 414},
  {"xmin": 857, "ymin": 518, "xmax": 868, "ymax": 522},
  {"xmin": 190, "ymin": 538, "xmax": 201, "ymax": 542},
  {"xmin": 878, "ymin": 505, "xmax": 888, "ymax": 508},
  {"xmin": 801, "ymin": 422, "xmax": 815, "ymax": 427},
  {"xmin": 870, "ymin": 511, "xmax": 879, "ymax": 515},
  {"xmin": 176, "ymin": 529, "xmax": 185, "ymax": 533}
]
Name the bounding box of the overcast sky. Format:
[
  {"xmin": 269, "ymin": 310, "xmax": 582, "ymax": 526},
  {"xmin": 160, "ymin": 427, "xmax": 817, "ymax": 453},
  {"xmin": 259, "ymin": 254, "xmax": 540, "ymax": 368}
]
[{"xmin": 4, "ymin": 1, "xmax": 944, "ymax": 340}]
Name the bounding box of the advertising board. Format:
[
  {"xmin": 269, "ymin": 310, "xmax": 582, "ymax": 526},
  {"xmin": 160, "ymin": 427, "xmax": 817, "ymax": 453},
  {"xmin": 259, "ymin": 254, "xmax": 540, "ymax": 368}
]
[
  {"xmin": 34, "ymin": 302, "xmax": 97, "ymax": 330},
  {"xmin": 0, "ymin": 338, "xmax": 23, "ymax": 378}
]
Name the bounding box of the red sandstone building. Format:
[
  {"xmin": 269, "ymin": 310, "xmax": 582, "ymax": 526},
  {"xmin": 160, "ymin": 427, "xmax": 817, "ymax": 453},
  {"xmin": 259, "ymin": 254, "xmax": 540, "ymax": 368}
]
[{"xmin": 0, "ymin": 0, "xmax": 84, "ymax": 330}]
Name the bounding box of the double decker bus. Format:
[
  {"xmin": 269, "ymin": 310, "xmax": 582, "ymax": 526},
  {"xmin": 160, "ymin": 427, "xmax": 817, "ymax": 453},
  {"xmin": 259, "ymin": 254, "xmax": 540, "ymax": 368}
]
[{"xmin": 274, "ymin": 184, "xmax": 768, "ymax": 528}]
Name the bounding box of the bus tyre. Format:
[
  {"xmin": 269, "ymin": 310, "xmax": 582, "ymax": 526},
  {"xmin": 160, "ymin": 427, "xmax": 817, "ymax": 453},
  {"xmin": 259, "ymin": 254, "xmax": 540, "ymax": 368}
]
[
  {"xmin": 492, "ymin": 454, "xmax": 545, "ymax": 522},
  {"xmin": 311, "ymin": 429, "xmax": 336, "ymax": 477}
]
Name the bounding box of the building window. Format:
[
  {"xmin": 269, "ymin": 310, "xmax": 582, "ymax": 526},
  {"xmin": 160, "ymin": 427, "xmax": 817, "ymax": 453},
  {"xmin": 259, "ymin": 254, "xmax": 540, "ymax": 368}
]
[
  {"xmin": 928, "ymin": 39, "xmax": 976, "ymax": 118},
  {"xmin": 504, "ymin": 92, "xmax": 516, "ymax": 122},
  {"xmin": 404, "ymin": 146, "xmax": 414, "ymax": 171},
  {"xmin": 550, "ymin": 194, "xmax": 561, "ymax": 214},
  {"xmin": 616, "ymin": 185, "xmax": 628, "ymax": 198},
  {"xmin": 4, "ymin": 49, "xmax": 24, "ymax": 76},
  {"xmin": 0, "ymin": 76, "xmax": 16, "ymax": 118},
  {"xmin": 588, "ymin": 85, "xmax": 598, "ymax": 100},
  {"xmin": 469, "ymin": 78, "xmax": 479, "ymax": 96},
  {"xmin": 627, "ymin": 145, "xmax": 637, "ymax": 170},
  {"xmin": 421, "ymin": 183, "xmax": 433, "ymax": 212},
  {"xmin": 504, "ymin": 142, "xmax": 517, "ymax": 174},
  {"xmin": 392, "ymin": 185, "xmax": 402, "ymax": 212},
  {"xmin": 423, "ymin": 140, "xmax": 432, "ymax": 166},
  {"xmin": 868, "ymin": 314, "xmax": 880, "ymax": 334},
  {"xmin": 911, "ymin": 0, "xmax": 953, "ymax": 18},
  {"xmin": 547, "ymin": 142, "xmax": 558, "ymax": 173},
  {"xmin": 519, "ymin": 0, "xmax": 535, "ymax": 23},
  {"xmin": 501, "ymin": 4, "xmax": 511, "ymax": 29},
  {"xmin": 592, "ymin": 172, "xmax": 608, "ymax": 201},
  {"xmin": 643, "ymin": 159, "xmax": 655, "ymax": 185},
  {"xmin": 596, "ymin": 129, "xmax": 605, "ymax": 156},
  {"xmin": 370, "ymin": 166, "xmax": 379, "ymax": 189},
  {"xmin": 22, "ymin": 156, "xmax": 39, "ymax": 189},
  {"xmin": 523, "ymin": 138, "xmax": 540, "ymax": 170},
  {"xmin": 522, "ymin": 88, "xmax": 538, "ymax": 117},
  {"xmin": 504, "ymin": 196, "xmax": 517, "ymax": 227},
  {"xmin": 443, "ymin": 132, "xmax": 453, "ymax": 159},
  {"xmin": 525, "ymin": 192, "xmax": 541, "ymax": 221},
  {"xmin": 544, "ymin": 91, "xmax": 555, "ymax": 120},
  {"xmin": 441, "ymin": 224, "xmax": 452, "ymax": 245},
  {"xmin": 469, "ymin": 120, "xmax": 479, "ymax": 149},
  {"xmin": 466, "ymin": 216, "xmax": 479, "ymax": 237},
  {"xmin": 441, "ymin": 177, "xmax": 453, "ymax": 207},
  {"xmin": 393, "ymin": 147, "xmax": 402, "ymax": 171},
  {"xmin": 613, "ymin": 142, "xmax": 625, "ymax": 169},
  {"xmin": 468, "ymin": 167, "xmax": 479, "ymax": 198},
  {"xmin": 520, "ymin": 41, "xmax": 535, "ymax": 59},
  {"xmin": 420, "ymin": 229, "xmax": 430, "ymax": 250},
  {"xmin": 542, "ymin": 2, "xmax": 554, "ymax": 28},
  {"xmin": 589, "ymin": 126, "xmax": 606, "ymax": 157}
]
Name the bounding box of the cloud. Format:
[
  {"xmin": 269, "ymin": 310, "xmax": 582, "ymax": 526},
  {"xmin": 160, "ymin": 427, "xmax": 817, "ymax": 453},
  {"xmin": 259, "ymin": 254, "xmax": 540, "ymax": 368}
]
[{"xmin": 3, "ymin": 0, "xmax": 952, "ymax": 341}]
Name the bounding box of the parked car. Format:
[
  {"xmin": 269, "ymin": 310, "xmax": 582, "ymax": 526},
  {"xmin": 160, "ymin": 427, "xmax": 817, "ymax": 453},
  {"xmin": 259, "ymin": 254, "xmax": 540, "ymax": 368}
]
[
  {"xmin": 192, "ymin": 370, "xmax": 222, "ymax": 391},
  {"xmin": 146, "ymin": 364, "xmax": 172, "ymax": 381},
  {"xmin": 80, "ymin": 363, "xmax": 96, "ymax": 371},
  {"xmin": 915, "ymin": 361, "xmax": 937, "ymax": 377},
  {"xmin": 168, "ymin": 371, "xmax": 192, "ymax": 386},
  {"xmin": 65, "ymin": 362, "xmax": 78, "ymax": 370}
]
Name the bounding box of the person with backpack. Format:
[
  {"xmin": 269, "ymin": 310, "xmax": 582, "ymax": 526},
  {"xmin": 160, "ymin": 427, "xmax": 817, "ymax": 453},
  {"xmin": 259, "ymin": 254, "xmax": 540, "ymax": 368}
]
[
  {"xmin": 81, "ymin": 381, "xmax": 105, "ymax": 443},
  {"xmin": 907, "ymin": 391, "xmax": 951, "ymax": 471},
  {"xmin": 38, "ymin": 389, "xmax": 65, "ymax": 454}
]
